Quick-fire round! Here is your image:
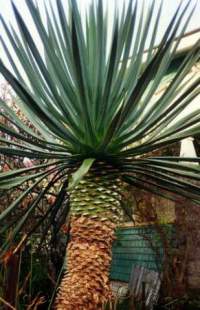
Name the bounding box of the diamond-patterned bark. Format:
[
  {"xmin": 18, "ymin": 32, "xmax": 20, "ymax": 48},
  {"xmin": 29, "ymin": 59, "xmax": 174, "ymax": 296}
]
[{"xmin": 55, "ymin": 171, "xmax": 123, "ymax": 309}]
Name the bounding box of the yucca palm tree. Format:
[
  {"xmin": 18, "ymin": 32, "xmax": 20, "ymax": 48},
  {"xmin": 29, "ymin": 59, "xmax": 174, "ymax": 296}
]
[{"xmin": 0, "ymin": 0, "xmax": 200, "ymax": 309}]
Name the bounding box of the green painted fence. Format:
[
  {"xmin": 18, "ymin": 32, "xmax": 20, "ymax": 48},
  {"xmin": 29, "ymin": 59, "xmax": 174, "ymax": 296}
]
[{"xmin": 110, "ymin": 225, "xmax": 174, "ymax": 282}]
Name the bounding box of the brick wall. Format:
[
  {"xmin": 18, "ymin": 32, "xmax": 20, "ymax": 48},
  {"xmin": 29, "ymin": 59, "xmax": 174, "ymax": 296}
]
[{"xmin": 175, "ymin": 200, "xmax": 200, "ymax": 292}]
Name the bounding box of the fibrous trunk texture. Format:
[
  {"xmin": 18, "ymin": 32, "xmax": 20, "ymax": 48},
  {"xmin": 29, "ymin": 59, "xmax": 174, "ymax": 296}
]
[{"xmin": 55, "ymin": 169, "xmax": 123, "ymax": 310}]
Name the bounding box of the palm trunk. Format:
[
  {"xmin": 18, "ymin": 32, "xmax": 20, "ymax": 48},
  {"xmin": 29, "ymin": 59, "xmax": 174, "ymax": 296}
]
[{"xmin": 55, "ymin": 169, "xmax": 123, "ymax": 310}]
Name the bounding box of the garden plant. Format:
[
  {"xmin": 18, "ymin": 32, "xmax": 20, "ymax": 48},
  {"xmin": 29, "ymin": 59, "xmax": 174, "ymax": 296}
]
[{"xmin": 0, "ymin": 0, "xmax": 200, "ymax": 309}]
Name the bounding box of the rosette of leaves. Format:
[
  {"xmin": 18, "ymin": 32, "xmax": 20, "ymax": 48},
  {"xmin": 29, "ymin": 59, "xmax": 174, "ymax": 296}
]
[{"xmin": 0, "ymin": 0, "xmax": 200, "ymax": 309}]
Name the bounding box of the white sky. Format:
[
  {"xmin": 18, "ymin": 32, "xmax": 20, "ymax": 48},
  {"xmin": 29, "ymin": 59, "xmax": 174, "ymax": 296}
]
[{"xmin": 0, "ymin": 0, "xmax": 200, "ymax": 81}]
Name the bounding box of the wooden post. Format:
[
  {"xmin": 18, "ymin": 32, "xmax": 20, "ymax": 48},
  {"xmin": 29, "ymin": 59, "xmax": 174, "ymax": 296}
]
[
  {"xmin": 141, "ymin": 281, "xmax": 146, "ymax": 310},
  {"xmin": 4, "ymin": 253, "xmax": 20, "ymax": 310}
]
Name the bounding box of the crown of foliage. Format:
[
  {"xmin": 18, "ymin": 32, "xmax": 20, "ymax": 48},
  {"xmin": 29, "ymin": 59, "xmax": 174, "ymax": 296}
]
[{"xmin": 0, "ymin": 0, "xmax": 200, "ymax": 253}]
